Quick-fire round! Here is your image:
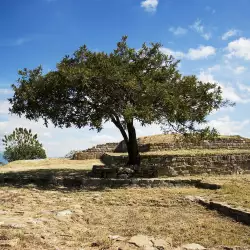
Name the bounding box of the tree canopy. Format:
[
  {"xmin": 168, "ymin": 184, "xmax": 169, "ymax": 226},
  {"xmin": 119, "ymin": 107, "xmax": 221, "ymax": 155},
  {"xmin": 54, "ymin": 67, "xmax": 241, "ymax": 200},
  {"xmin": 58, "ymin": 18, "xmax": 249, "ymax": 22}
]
[
  {"xmin": 2, "ymin": 128, "xmax": 46, "ymax": 162},
  {"xmin": 9, "ymin": 36, "xmax": 232, "ymax": 164}
]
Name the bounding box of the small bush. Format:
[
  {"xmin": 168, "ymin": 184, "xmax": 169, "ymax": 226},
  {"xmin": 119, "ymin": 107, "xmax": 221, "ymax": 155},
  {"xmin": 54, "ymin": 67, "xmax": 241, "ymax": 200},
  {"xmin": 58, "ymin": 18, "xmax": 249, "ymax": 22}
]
[
  {"xmin": 2, "ymin": 127, "xmax": 46, "ymax": 162},
  {"xmin": 64, "ymin": 150, "xmax": 80, "ymax": 159}
]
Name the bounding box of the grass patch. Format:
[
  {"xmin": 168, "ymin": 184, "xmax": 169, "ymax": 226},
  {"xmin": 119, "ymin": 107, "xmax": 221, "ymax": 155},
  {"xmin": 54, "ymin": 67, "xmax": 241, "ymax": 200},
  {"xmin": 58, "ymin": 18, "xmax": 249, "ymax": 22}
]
[
  {"xmin": 0, "ymin": 186, "xmax": 250, "ymax": 249},
  {"xmin": 137, "ymin": 134, "xmax": 248, "ymax": 144},
  {"xmin": 108, "ymin": 148, "xmax": 250, "ymax": 157},
  {"xmin": 161, "ymin": 174, "xmax": 250, "ymax": 210},
  {"xmin": 199, "ymin": 175, "xmax": 250, "ymax": 209},
  {"xmin": 0, "ymin": 158, "xmax": 102, "ymax": 173}
]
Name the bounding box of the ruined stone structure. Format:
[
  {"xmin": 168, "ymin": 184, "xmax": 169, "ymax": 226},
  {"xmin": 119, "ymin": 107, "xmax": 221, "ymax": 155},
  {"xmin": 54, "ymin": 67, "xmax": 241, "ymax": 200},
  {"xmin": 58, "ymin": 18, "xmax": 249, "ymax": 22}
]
[
  {"xmin": 73, "ymin": 136, "xmax": 250, "ymax": 160},
  {"xmin": 115, "ymin": 137, "xmax": 250, "ymax": 152},
  {"xmin": 73, "ymin": 142, "xmax": 118, "ymax": 160},
  {"xmin": 101, "ymin": 153, "xmax": 250, "ymax": 176},
  {"xmin": 72, "ymin": 136, "xmax": 250, "ymax": 177}
]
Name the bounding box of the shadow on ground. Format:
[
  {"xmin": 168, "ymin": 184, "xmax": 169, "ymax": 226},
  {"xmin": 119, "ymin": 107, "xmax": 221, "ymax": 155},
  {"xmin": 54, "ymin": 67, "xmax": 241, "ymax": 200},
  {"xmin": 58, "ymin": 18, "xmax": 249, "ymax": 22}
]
[{"xmin": 0, "ymin": 169, "xmax": 109, "ymax": 191}]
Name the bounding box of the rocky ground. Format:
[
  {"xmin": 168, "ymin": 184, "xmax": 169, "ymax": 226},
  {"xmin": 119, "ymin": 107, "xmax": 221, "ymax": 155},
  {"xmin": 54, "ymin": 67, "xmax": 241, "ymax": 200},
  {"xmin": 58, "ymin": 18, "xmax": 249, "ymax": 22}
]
[{"xmin": 1, "ymin": 186, "xmax": 250, "ymax": 250}]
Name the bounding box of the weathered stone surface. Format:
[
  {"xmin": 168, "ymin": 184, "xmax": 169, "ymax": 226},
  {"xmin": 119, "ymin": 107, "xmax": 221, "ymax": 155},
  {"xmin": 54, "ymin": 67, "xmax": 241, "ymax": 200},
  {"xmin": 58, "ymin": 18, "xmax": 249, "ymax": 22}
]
[
  {"xmin": 152, "ymin": 237, "xmax": 172, "ymax": 249},
  {"xmin": 101, "ymin": 153, "xmax": 250, "ymax": 177},
  {"xmin": 0, "ymin": 238, "xmax": 19, "ymax": 247},
  {"xmin": 129, "ymin": 234, "xmax": 154, "ymax": 248},
  {"xmin": 181, "ymin": 243, "xmax": 206, "ymax": 250},
  {"xmin": 188, "ymin": 196, "xmax": 250, "ymax": 226},
  {"xmin": 56, "ymin": 210, "xmax": 73, "ymax": 217},
  {"xmin": 108, "ymin": 235, "xmax": 127, "ymax": 241},
  {"xmin": 2, "ymin": 223, "xmax": 26, "ymax": 229}
]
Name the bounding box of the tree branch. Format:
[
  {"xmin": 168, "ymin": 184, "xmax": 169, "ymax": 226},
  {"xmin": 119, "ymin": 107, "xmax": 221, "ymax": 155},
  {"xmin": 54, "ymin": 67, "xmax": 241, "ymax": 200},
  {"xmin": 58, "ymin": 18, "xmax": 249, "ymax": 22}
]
[{"xmin": 111, "ymin": 115, "xmax": 129, "ymax": 144}]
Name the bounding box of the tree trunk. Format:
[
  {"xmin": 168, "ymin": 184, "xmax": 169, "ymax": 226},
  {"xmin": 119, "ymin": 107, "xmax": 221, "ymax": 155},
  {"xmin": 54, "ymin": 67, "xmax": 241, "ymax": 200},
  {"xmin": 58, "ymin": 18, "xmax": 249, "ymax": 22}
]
[
  {"xmin": 111, "ymin": 115, "xmax": 140, "ymax": 166},
  {"xmin": 127, "ymin": 122, "xmax": 140, "ymax": 166}
]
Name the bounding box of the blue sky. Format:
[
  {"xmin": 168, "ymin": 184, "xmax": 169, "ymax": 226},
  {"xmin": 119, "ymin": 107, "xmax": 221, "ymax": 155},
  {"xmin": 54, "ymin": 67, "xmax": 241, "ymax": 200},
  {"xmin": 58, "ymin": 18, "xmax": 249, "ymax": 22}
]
[{"xmin": 1, "ymin": 0, "xmax": 250, "ymax": 157}]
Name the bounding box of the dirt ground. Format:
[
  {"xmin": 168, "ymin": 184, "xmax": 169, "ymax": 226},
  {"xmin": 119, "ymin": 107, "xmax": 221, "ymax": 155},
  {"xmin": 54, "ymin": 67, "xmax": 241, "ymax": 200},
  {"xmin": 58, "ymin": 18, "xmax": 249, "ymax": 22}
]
[
  {"xmin": 0, "ymin": 186, "xmax": 250, "ymax": 250},
  {"xmin": 1, "ymin": 159, "xmax": 250, "ymax": 249},
  {"xmin": 0, "ymin": 159, "xmax": 102, "ymax": 173}
]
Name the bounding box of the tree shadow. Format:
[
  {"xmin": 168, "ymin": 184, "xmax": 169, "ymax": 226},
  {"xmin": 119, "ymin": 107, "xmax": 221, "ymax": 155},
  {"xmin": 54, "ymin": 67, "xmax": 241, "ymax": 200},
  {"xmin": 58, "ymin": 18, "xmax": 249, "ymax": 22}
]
[{"xmin": 0, "ymin": 169, "xmax": 110, "ymax": 192}]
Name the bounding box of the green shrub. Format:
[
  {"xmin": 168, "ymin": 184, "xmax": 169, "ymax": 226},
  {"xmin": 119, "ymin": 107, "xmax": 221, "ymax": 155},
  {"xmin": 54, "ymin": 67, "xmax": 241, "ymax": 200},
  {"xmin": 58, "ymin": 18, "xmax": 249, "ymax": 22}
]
[{"xmin": 2, "ymin": 128, "xmax": 46, "ymax": 162}]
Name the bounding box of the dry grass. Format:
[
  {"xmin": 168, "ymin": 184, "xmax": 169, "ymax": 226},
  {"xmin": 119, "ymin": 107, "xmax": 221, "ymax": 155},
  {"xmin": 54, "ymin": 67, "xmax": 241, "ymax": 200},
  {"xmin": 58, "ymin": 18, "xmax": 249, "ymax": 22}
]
[
  {"xmin": 1, "ymin": 159, "xmax": 250, "ymax": 249},
  {"xmin": 138, "ymin": 134, "xmax": 180, "ymax": 144},
  {"xmin": 137, "ymin": 134, "xmax": 247, "ymax": 144},
  {"xmin": 199, "ymin": 175, "xmax": 250, "ymax": 209},
  {"xmin": 1, "ymin": 186, "xmax": 250, "ymax": 250},
  {"xmin": 161, "ymin": 174, "xmax": 250, "ymax": 210},
  {"xmin": 0, "ymin": 158, "xmax": 102, "ymax": 173},
  {"xmin": 108, "ymin": 148, "xmax": 250, "ymax": 157}
]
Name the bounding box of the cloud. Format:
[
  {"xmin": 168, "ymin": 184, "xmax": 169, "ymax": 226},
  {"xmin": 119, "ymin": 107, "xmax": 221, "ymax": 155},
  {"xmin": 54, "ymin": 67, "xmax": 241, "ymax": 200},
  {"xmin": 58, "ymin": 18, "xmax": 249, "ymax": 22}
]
[
  {"xmin": 205, "ymin": 6, "xmax": 215, "ymax": 14},
  {"xmin": 237, "ymin": 82, "xmax": 250, "ymax": 92},
  {"xmin": 90, "ymin": 134, "xmax": 118, "ymax": 144},
  {"xmin": 189, "ymin": 19, "xmax": 212, "ymax": 40},
  {"xmin": 0, "ymin": 101, "xmax": 10, "ymax": 114},
  {"xmin": 208, "ymin": 116, "xmax": 250, "ymax": 135},
  {"xmin": 0, "ymin": 37, "xmax": 31, "ymax": 47},
  {"xmin": 207, "ymin": 64, "xmax": 221, "ymax": 72},
  {"xmin": 187, "ymin": 46, "xmax": 215, "ymax": 60},
  {"xmin": 161, "ymin": 45, "xmax": 216, "ymax": 60},
  {"xmin": 169, "ymin": 26, "xmax": 188, "ymax": 36},
  {"xmin": 226, "ymin": 37, "xmax": 250, "ymax": 60},
  {"xmin": 222, "ymin": 29, "xmax": 240, "ymax": 40},
  {"xmin": 198, "ymin": 71, "xmax": 250, "ymax": 104},
  {"xmin": 160, "ymin": 48, "xmax": 186, "ymax": 59},
  {"xmin": 233, "ymin": 66, "xmax": 246, "ymax": 74},
  {"xmin": 0, "ymin": 89, "xmax": 13, "ymax": 95},
  {"xmin": 141, "ymin": 0, "xmax": 158, "ymax": 12}
]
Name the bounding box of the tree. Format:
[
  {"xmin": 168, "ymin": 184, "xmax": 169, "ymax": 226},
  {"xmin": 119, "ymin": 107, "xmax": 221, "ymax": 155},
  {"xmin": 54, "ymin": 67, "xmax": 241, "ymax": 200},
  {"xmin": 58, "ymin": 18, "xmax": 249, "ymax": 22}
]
[
  {"xmin": 2, "ymin": 128, "xmax": 46, "ymax": 162},
  {"xmin": 65, "ymin": 150, "xmax": 79, "ymax": 159},
  {"xmin": 9, "ymin": 36, "xmax": 232, "ymax": 165}
]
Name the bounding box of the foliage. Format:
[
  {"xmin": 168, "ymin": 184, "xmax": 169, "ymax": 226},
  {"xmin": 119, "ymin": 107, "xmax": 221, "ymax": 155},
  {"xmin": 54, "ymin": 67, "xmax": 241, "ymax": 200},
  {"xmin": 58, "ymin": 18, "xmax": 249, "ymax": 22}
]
[
  {"xmin": 9, "ymin": 36, "xmax": 233, "ymax": 164},
  {"xmin": 2, "ymin": 128, "xmax": 46, "ymax": 162},
  {"xmin": 64, "ymin": 150, "xmax": 79, "ymax": 159}
]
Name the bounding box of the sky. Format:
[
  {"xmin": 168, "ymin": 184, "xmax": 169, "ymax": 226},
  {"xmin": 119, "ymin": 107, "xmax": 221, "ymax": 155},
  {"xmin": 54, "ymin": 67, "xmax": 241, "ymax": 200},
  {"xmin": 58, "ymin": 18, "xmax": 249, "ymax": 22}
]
[{"xmin": 1, "ymin": 0, "xmax": 250, "ymax": 157}]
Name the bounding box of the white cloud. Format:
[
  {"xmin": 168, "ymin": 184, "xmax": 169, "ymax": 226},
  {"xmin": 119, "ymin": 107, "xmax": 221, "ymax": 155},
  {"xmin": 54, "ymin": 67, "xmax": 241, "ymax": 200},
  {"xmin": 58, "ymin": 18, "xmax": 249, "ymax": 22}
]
[
  {"xmin": 190, "ymin": 19, "xmax": 204, "ymax": 33},
  {"xmin": 0, "ymin": 88, "xmax": 13, "ymax": 95},
  {"xmin": 222, "ymin": 29, "xmax": 240, "ymax": 40},
  {"xmin": 205, "ymin": 6, "xmax": 215, "ymax": 14},
  {"xmin": 90, "ymin": 134, "xmax": 117, "ymax": 144},
  {"xmin": 190, "ymin": 19, "xmax": 212, "ymax": 40},
  {"xmin": 0, "ymin": 101, "xmax": 9, "ymax": 114},
  {"xmin": 207, "ymin": 64, "xmax": 221, "ymax": 72},
  {"xmin": 161, "ymin": 45, "xmax": 216, "ymax": 60},
  {"xmin": 220, "ymin": 83, "xmax": 250, "ymax": 103},
  {"xmin": 234, "ymin": 66, "xmax": 246, "ymax": 74},
  {"xmin": 198, "ymin": 71, "xmax": 250, "ymax": 104},
  {"xmin": 141, "ymin": 0, "xmax": 158, "ymax": 12},
  {"xmin": 43, "ymin": 132, "xmax": 52, "ymax": 138},
  {"xmin": 169, "ymin": 26, "xmax": 188, "ymax": 36},
  {"xmin": 208, "ymin": 116, "xmax": 250, "ymax": 135},
  {"xmin": 187, "ymin": 46, "xmax": 215, "ymax": 60},
  {"xmin": 202, "ymin": 33, "xmax": 212, "ymax": 40},
  {"xmin": 160, "ymin": 48, "xmax": 185, "ymax": 59},
  {"xmin": 226, "ymin": 37, "xmax": 250, "ymax": 60},
  {"xmin": 0, "ymin": 37, "xmax": 31, "ymax": 47},
  {"xmin": 198, "ymin": 71, "xmax": 216, "ymax": 83},
  {"xmin": 237, "ymin": 82, "xmax": 250, "ymax": 92}
]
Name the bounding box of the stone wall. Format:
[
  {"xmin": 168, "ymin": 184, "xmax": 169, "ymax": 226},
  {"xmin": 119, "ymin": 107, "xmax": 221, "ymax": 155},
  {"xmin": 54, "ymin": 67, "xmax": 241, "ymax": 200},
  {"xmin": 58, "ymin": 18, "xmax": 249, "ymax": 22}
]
[
  {"xmin": 115, "ymin": 138, "xmax": 250, "ymax": 153},
  {"xmin": 73, "ymin": 143, "xmax": 118, "ymax": 160},
  {"xmin": 101, "ymin": 153, "xmax": 250, "ymax": 176},
  {"xmin": 73, "ymin": 137, "xmax": 250, "ymax": 160}
]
